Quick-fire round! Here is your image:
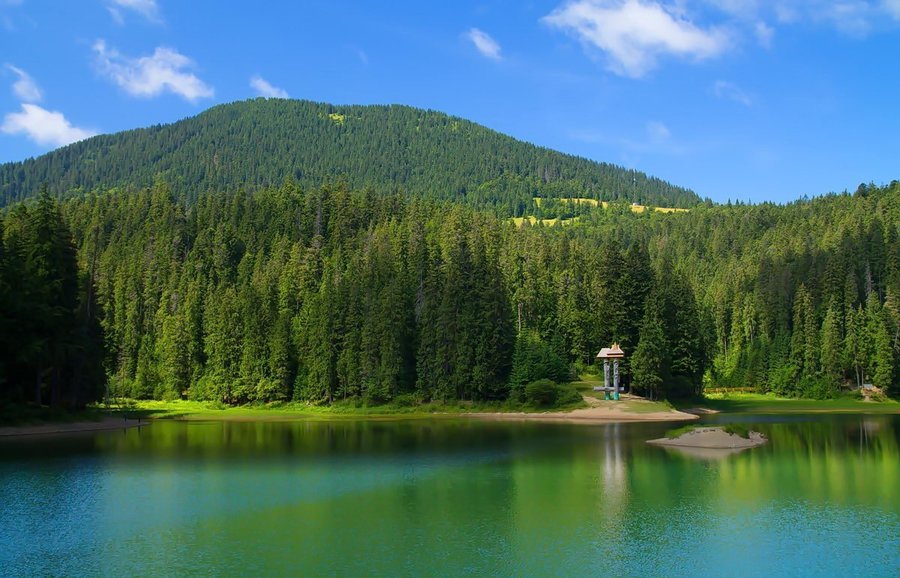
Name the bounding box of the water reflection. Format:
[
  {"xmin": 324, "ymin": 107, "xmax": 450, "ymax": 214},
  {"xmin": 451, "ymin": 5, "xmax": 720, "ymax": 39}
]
[{"xmin": 0, "ymin": 414, "xmax": 897, "ymax": 576}]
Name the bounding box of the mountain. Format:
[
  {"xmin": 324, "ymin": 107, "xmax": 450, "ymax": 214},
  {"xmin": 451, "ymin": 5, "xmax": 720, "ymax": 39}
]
[{"xmin": 0, "ymin": 99, "xmax": 700, "ymax": 210}]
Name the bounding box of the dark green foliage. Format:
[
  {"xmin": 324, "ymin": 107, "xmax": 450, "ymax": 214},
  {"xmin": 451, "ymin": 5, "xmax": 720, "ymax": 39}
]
[
  {"xmin": 3, "ymin": 177, "xmax": 897, "ymax": 406},
  {"xmin": 523, "ymin": 379, "xmax": 582, "ymax": 408},
  {"xmin": 524, "ymin": 379, "xmax": 559, "ymax": 407},
  {"xmin": 509, "ymin": 329, "xmax": 570, "ymax": 399},
  {"xmin": 0, "ymin": 191, "xmax": 106, "ymax": 408},
  {"xmin": 0, "ymin": 99, "xmax": 700, "ymax": 211}
]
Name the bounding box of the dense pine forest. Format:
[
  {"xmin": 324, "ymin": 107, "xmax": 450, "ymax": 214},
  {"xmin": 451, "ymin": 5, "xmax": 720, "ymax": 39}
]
[
  {"xmin": 0, "ymin": 99, "xmax": 699, "ymax": 211},
  {"xmin": 1, "ymin": 180, "xmax": 896, "ymax": 408}
]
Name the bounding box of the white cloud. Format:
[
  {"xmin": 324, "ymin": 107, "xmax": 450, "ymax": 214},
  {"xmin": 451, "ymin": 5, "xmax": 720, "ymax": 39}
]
[
  {"xmin": 820, "ymin": 1, "xmax": 873, "ymax": 36},
  {"xmin": 543, "ymin": 1, "xmax": 729, "ymax": 77},
  {"xmin": 754, "ymin": 20, "xmax": 774, "ymax": 47},
  {"xmin": 5, "ymin": 64, "xmax": 42, "ymax": 102},
  {"xmin": 93, "ymin": 40, "xmax": 214, "ymax": 102},
  {"xmin": 107, "ymin": 0, "xmax": 161, "ymax": 23},
  {"xmin": 467, "ymin": 28, "xmax": 502, "ymax": 60},
  {"xmin": 2, "ymin": 103, "xmax": 96, "ymax": 147},
  {"xmin": 250, "ymin": 75, "xmax": 288, "ymax": 99},
  {"xmin": 713, "ymin": 80, "xmax": 752, "ymax": 106},
  {"xmin": 700, "ymin": 0, "xmax": 761, "ymax": 18},
  {"xmin": 646, "ymin": 120, "xmax": 671, "ymax": 143},
  {"xmin": 885, "ymin": 0, "xmax": 900, "ymax": 18}
]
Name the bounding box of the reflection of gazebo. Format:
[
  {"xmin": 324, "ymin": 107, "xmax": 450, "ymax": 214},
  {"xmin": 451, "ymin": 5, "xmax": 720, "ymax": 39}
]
[{"xmin": 595, "ymin": 343, "xmax": 625, "ymax": 400}]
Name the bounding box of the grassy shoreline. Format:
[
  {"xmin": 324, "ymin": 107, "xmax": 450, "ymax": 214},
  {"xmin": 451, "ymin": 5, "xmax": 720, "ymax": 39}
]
[
  {"xmin": 687, "ymin": 393, "xmax": 900, "ymax": 414},
  {"xmin": 2, "ymin": 391, "xmax": 897, "ymax": 428}
]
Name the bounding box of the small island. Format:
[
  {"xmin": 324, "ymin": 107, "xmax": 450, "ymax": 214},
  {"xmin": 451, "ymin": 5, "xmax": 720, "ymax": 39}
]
[{"xmin": 647, "ymin": 426, "xmax": 767, "ymax": 459}]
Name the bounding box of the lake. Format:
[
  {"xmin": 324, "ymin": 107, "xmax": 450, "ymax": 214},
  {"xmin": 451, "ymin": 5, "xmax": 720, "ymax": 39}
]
[{"xmin": 1, "ymin": 414, "xmax": 898, "ymax": 576}]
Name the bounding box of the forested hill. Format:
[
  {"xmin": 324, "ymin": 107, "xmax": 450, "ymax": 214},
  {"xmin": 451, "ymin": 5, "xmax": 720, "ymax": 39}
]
[
  {"xmin": 1, "ymin": 180, "xmax": 895, "ymax": 409},
  {"xmin": 0, "ymin": 99, "xmax": 699, "ymax": 211}
]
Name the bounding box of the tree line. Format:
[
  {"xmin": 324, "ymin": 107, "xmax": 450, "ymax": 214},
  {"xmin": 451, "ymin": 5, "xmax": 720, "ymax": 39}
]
[{"xmin": 0, "ymin": 181, "xmax": 896, "ymax": 408}]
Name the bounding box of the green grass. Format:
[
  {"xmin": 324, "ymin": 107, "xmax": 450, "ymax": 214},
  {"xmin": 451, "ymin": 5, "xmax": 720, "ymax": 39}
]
[
  {"xmin": 664, "ymin": 424, "xmax": 702, "ymax": 438},
  {"xmin": 572, "ymin": 376, "xmax": 677, "ymax": 413},
  {"xmin": 691, "ymin": 392, "xmax": 900, "ymax": 414},
  {"xmin": 662, "ymin": 423, "xmax": 750, "ymax": 439},
  {"xmin": 98, "ymin": 395, "xmax": 588, "ymax": 422}
]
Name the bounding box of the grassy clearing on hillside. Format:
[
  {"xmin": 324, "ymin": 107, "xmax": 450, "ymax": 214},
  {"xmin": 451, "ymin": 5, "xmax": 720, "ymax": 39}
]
[
  {"xmin": 511, "ymin": 216, "xmax": 577, "ymax": 227},
  {"xmin": 532, "ymin": 197, "xmax": 689, "ymax": 213}
]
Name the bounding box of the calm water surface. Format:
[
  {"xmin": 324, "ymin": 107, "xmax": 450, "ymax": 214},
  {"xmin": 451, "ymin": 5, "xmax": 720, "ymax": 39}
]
[{"xmin": 1, "ymin": 414, "xmax": 898, "ymax": 576}]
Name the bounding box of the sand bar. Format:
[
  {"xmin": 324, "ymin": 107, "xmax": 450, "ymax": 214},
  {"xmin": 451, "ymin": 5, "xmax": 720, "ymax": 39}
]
[{"xmin": 647, "ymin": 427, "xmax": 767, "ymax": 449}]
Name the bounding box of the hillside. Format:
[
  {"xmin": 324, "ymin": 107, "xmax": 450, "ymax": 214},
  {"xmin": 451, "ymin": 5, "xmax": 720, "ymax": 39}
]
[{"xmin": 0, "ymin": 99, "xmax": 699, "ymax": 211}]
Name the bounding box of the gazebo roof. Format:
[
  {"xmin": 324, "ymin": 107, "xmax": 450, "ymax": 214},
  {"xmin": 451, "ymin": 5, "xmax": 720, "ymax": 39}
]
[{"xmin": 596, "ymin": 343, "xmax": 625, "ymax": 358}]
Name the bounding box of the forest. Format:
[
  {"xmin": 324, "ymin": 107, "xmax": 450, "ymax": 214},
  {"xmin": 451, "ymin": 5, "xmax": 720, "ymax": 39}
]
[
  {"xmin": 1, "ymin": 180, "xmax": 896, "ymax": 408},
  {"xmin": 0, "ymin": 99, "xmax": 699, "ymax": 211}
]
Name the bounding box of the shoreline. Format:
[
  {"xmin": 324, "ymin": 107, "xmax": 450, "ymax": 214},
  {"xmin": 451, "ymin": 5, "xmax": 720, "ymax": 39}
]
[
  {"xmin": 463, "ymin": 405, "xmax": 699, "ymax": 424},
  {"xmin": 0, "ymin": 405, "xmax": 698, "ymax": 437},
  {"xmin": 0, "ymin": 418, "xmax": 149, "ymax": 438},
  {"xmin": 2, "ymin": 394, "xmax": 896, "ymax": 437}
]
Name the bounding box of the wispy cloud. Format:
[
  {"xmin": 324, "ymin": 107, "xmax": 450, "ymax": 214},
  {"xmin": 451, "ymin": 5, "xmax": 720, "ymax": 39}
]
[
  {"xmin": 1, "ymin": 103, "xmax": 96, "ymax": 147},
  {"xmin": 646, "ymin": 120, "xmax": 671, "ymax": 143},
  {"xmin": 703, "ymin": 0, "xmax": 900, "ymax": 37},
  {"xmin": 107, "ymin": 0, "xmax": 161, "ymax": 24},
  {"xmin": 93, "ymin": 40, "xmax": 214, "ymax": 102},
  {"xmin": 467, "ymin": 28, "xmax": 502, "ymax": 60},
  {"xmin": 713, "ymin": 80, "xmax": 752, "ymax": 106},
  {"xmin": 754, "ymin": 20, "xmax": 774, "ymax": 47},
  {"xmin": 543, "ymin": 1, "xmax": 729, "ymax": 77},
  {"xmin": 5, "ymin": 64, "xmax": 42, "ymax": 102},
  {"xmin": 250, "ymin": 75, "xmax": 288, "ymax": 99},
  {"xmin": 885, "ymin": 0, "xmax": 900, "ymax": 19}
]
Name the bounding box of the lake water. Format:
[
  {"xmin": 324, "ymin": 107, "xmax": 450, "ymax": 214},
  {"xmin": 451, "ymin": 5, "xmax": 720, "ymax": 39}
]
[{"xmin": 1, "ymin": 414, "xmax": 898, "ymax": 576}]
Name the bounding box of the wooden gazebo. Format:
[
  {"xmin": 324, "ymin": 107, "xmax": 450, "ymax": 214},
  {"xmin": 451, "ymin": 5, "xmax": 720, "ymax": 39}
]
[{"xmin": 595, "ymin": 343, "xmax": 625, "ymax": 400}]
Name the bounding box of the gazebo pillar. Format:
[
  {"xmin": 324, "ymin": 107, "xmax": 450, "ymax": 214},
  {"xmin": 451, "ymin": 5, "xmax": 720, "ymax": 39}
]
[
  {"xmin": 603, "ymin": 360, "xmax": 611, "ymax": 400},
  {"xmin": 613, "ymin": 359, "xmax": 620, "ymax": 401}
]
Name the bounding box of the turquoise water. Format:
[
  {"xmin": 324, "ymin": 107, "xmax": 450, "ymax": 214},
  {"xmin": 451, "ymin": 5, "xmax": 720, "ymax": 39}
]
[{"xmin": 1, "ymin": 415, "xmax": 898, "ymax": 576}]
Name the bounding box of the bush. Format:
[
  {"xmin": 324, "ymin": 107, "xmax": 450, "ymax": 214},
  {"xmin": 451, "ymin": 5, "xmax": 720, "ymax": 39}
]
[
  {"xmin": 800, "ymin": 376, "xmax": 838, "ymax": 400},
  {"xmin": 554, "ymin": 383, "xmax": 583, "ymax": 407},
  {"xmin": 525, "ymin": 379, "xmax": 558, "ymax": 407},
  {"xmin": 392, "ymin": 393, "xmax": 420, "ymax": 408},
  {"xmin": 524, "ymin": 379, "xmax": 583, "ymax": 408},
  {"xmin": 509, "ymin": 330, "xmax": 570, "ymax": 400}
]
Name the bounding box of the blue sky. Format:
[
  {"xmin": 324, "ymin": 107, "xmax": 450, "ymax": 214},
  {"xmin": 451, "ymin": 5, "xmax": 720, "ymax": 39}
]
[{"xmin": 2, "ymin": 0, "xmax": 899, "ymax": 203}]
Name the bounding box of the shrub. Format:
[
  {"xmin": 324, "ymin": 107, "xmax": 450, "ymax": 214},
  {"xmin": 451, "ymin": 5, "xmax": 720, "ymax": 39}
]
[
  {"xmin": 554, "ymin": 383, "xmax": 583, "ymax": 407},
  {"xmin": 392, "ymin": 393, "xmax": 420, "ymax": 408},
  {"xmin": 525, "ymin": 379, "xmax": 558, "ymax": 407},
  {"xmin": 509, "ymin": 330, "xmax": 571, "ymax": 400},
  {"xmin": 524, "ymin": 379, "xmax": 583, "ymax": 408}
]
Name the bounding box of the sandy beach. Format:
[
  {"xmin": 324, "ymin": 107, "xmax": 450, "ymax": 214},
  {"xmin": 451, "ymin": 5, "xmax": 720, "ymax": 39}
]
[{"xmin": 465, "ymin": 401, "xmax": 699, "ymax": 424}]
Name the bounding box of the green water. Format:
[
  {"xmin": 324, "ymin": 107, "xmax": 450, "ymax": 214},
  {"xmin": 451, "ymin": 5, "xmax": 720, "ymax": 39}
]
[{"xmin": 1, "ymin": 415, "xmax": 898, "ymax": 576}]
